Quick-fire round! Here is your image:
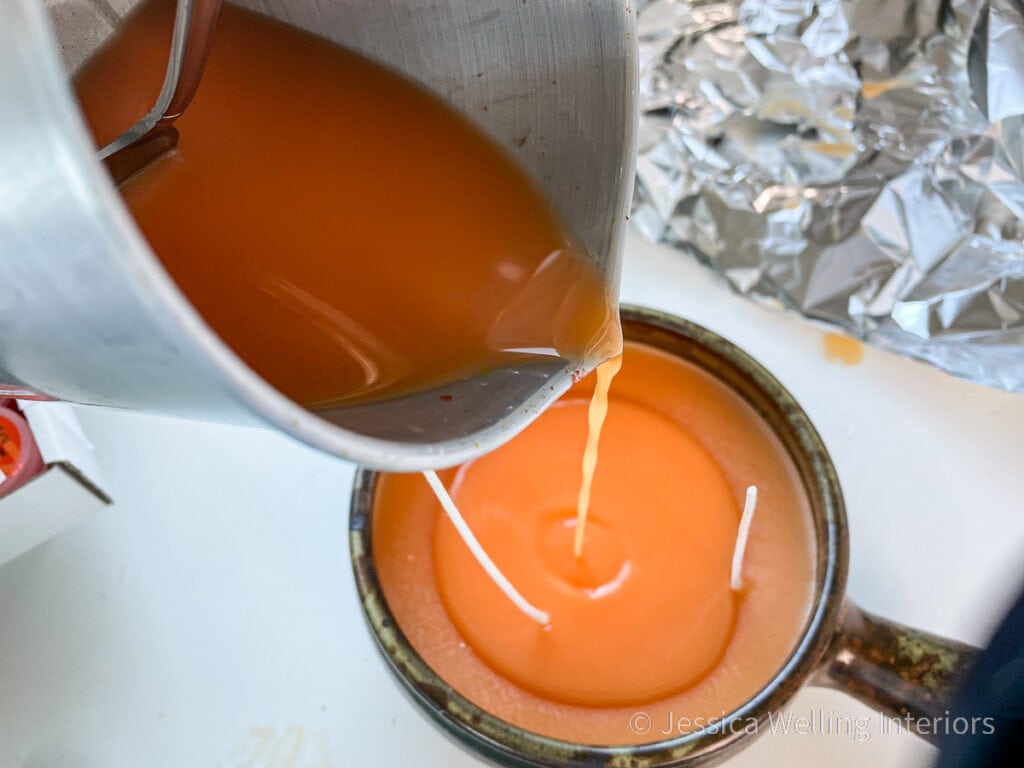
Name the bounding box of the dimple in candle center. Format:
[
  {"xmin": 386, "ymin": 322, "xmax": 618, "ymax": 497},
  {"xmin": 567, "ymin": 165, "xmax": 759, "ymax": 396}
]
[{"xmin": 541, "ymin": 515, "xmax": 629, "ymax": 594}]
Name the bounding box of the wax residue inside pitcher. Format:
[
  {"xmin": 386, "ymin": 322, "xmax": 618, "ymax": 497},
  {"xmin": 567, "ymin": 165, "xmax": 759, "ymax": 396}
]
[{"xmin": 73, "ymin": 0, "xmax": 620, "ymax": 410}]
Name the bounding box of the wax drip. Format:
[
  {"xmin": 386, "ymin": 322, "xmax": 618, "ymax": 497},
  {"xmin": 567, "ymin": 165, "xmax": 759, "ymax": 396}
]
[
  {"xmin": 730, "ymin": 485, "xmax": 758, "ymax": 591},
  {"xmin": 423, "ymin": 470, "xmax": 549, "ymax": 626}
]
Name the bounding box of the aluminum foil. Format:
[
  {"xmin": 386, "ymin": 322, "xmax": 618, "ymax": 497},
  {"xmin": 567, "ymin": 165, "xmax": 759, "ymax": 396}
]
[{"xmin": 632, "ymin": 0, "xmax": 1024, "ymax": 391}]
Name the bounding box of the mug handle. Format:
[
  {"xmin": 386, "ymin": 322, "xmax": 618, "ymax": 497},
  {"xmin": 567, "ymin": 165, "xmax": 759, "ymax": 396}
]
[{"xmin": 812, "ymin": 601, "xmax": 978, "ymax": 746}]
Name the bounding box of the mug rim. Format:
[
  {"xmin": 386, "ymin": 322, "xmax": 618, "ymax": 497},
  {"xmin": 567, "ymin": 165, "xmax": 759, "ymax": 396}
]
[{"xmin": 348, "ymin": 305, "xmax": 849, "ymax": 767}]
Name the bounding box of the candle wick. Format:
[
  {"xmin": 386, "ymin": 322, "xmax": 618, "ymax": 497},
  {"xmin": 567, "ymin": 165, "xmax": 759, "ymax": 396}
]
[
  {"xmin": 423, "ymin": 470, "xmax": 550, "ymax": 626},
  {"xmin": 730, "ymin": 485, "xmax": 758, "ymax": 592}
]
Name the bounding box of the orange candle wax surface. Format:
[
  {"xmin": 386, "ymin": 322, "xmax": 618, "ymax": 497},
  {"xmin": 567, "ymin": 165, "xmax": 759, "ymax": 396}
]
[{"xmin": 372, "ymin": 340, "xmax": 816, "ymax": 744}]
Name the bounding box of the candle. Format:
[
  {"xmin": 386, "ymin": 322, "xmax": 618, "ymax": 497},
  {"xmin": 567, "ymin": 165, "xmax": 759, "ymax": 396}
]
[{"xmin": 371, "ymin": 339, "xmax": 815, "ymax": 743}]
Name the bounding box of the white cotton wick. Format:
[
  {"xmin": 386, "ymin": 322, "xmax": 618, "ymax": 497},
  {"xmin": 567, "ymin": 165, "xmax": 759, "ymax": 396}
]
[
  {"xmin": 423, "ymin": 470, "xmax": 550, "ymax": 626},
  {"xmin": 730, "ymin": 485, "xmax": 758, "ymax": 592}
]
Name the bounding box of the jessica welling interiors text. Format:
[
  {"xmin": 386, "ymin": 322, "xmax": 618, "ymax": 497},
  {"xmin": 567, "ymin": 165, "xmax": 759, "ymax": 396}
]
[{"xmin": 628, "ymin": 708, "xmax": 997, "ymax": 743}]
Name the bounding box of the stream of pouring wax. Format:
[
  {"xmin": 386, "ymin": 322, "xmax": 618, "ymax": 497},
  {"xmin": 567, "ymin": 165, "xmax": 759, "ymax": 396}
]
[
  {"xmin": 573, "ymin": 355, "xmax": 622, "ymax": 557},
  {"xmin": 73, "ymin": 0, "xmax": 620, "ymax": 410}
]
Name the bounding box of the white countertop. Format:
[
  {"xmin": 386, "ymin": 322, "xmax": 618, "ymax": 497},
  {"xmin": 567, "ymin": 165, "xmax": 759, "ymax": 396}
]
[{"xmin": 2, "ymin": 232, "xmax": 1023, "ymax": 768}]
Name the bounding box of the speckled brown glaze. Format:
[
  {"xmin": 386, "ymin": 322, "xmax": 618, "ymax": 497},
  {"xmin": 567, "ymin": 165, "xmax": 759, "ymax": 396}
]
[
  {"xmin": 348, "ymin": 306, "xmax": 975, "ymax": 766},
  {"xmin": 814, "ymin": 602, "xmax": 977, "ymax": 745}
]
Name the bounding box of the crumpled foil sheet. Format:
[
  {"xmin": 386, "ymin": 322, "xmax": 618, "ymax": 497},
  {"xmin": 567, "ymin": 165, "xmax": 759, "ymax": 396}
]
[{"xmin": 631, "ymin": 0, "xmax": 1024, "ymax": 391}]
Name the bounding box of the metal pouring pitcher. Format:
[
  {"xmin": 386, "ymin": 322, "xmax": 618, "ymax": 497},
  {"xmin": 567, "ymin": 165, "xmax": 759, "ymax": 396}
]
[{"xmin": 0, "ymin": 0, "xmax": 636, "ymax": 470}]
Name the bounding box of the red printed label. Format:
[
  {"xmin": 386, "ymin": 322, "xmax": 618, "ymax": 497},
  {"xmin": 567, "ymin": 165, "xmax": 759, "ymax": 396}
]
[{"xmin": 0, "ymin": 416, "xmax": 23, "ymax": 476}]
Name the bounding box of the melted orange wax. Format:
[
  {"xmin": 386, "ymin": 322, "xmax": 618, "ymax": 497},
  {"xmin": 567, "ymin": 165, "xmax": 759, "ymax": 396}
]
[
  {"xmin": 373, "ymin": 341, "xmax": 816, "ymax": 744},
  {"xmin": 73, "ymin": 0, "xmax": 619, "ymax": 408},
  {"xmin": 573, "ymin": 354, "xmax": 622, "ymax": 557},
  {"xmin": 823, "ymin": 333, "xmax": 864, "ymax": 366}
]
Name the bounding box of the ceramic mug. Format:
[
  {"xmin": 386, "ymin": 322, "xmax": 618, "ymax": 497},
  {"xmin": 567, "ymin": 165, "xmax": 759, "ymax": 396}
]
[{"xmin": 348, "ymin": 305, "xmax": 977, "ymax": 766}]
